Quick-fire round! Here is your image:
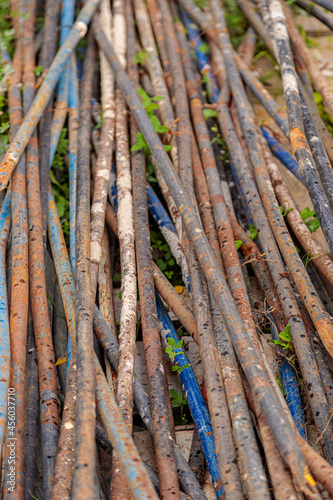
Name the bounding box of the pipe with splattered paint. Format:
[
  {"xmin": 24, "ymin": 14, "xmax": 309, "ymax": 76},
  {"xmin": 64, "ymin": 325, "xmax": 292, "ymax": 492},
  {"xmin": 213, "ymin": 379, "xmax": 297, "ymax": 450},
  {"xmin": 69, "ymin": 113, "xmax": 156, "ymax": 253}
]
[
  {"xmin": 3, "ymin": 41, "xmax": 28, "ymax": 500},
  {"xmin": 109, "ymin": 1, "xmax": 138, "ymax": 496},
  {"xmin": 48, "ymin": 189, "xmax": 76, "ymax": 500},
  {"xmin": 71, "ymin": 34, "xmax": 96, "ymax": 499},
  {"xmin": 90, "ymin": 0, "xmax": 115, "ymax": 300}
]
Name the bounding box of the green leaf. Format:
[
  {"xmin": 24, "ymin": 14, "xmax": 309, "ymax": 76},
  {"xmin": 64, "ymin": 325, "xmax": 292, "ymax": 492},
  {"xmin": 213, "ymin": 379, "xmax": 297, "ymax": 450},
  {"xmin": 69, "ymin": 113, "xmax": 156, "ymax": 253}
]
[
  {"xmin": 137, "ymin": 88, "xmax": 149, "ymax": 101},
  {"xmin": 163, "ymin": 145, "xmax": 172, "ymax": 152},
  {"xmin": 117, "ymin": 291, "xmax": 122, "ymax": 300},
  {"xmin": 176, "ymin": 340, "xmax": 183, "ymax": 349},
  {"xmin": 152, "ymin": 95, "xmax": 163, "ymax": 102},
  {"xmin": 171, "ymin": 365, "xmax": 180, "ymax": 372},
  {"xmin": 249, "ymin": 223, "xmax": 258, "ymax": 240},
  {"xmin": 203, "ymin": 108, "xmax": 217, "ymax": 120},
  {"xmin": 168, "ymin": 258, "xmax": 175, "ymax": 266},
  {"xmin": 235, "ymin": 240, "xmax": 242, "ymax": 250},
  {"xmin": 314, "ymin": 92, "xmax": 323, "ymax": 105},
  {"xmin": 166, "ymin": 346, "xmax": 174, "ymax": 354},
  {"xmin": 198, "ymin": 41, "xmax": 210, "ymax": 54},
  {"xmin": 34, "ymin": 65, "xmax": 43, "ymax": 76},
  {"xmin": 55, "ymin": 195, "xmax": 69, "ymax": 219},
  {"xmin": 273, "ymin": 340, "xmax": 289, "ymax": 349},
  {"xmin": 305, "ymin": 218, "xmax": 320, "ymax": 234},
  {"xmin": 169, "ymin": 388, "xmax": 183, "ymax": 407},
  {"xmin": 156, "ymin": 258, "xmax": 167, "ymax": 271},
  {"xmin": 168, "ymin": 337, "xmax": 175, "ymax": 348},
  {"xmin": 131, "ymin": 143, "xmax": 144, "ymax": 152},
  {"xmin": 300, "ymin": 207, "xmax": 316, "ymax": 220},
  {"xmin": 279, "ymin": 331, "xmax": 291, "ymax": 342}
]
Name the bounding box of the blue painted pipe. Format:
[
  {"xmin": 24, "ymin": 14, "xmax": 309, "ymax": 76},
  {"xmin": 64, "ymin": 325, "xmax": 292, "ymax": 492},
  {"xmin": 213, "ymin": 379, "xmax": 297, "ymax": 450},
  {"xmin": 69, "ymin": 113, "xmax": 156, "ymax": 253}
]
[
  {"xmin": 109, "ymin": 162, "xmax": 118, "ymax": 212},
  {"xmin": 181, "ymin": 10, "xmax": 219, "ymax": 104},
  {"xmin": 261, "ymin": 127, "xmax": 304, "ymax": 184},
  {"xmin": 0, "ymin": 189, "xmax": 11, "ymax": 451},
  {"xmin": 156, "ymin": 292, "xmax": 222, "ymax": 499},
  {"xmin": 269, "ymin": 314, "xmax": 306, "ymax": 439},
  {"xmin": 147, "ymin": 183, "xmax": 177, "ymax": 234},
  {"xmin": 49, "ymin": 0, "xmax": 76, "ymax": 167}
]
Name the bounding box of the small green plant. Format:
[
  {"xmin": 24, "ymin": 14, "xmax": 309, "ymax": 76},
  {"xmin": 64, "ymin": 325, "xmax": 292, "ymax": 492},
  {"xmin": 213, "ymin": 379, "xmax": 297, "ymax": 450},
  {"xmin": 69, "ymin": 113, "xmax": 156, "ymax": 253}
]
[
  {"xmin": 203, "ymin": 108, "xmax": 217, "ymax": 120},
  {"xmin": 34, "ymin": 65, "xmax": 43, "ymax": 77},
  {"xmin": 0, "ymin": 95, "xmax": 10, "ymax": 155},
  {"xmin": 166, "ymin": 337, "xmax": 190, "ymax": 374},
  {"xmin": 169, "ymin": 388, "xmax": 187, "ymax": 408},
  {"xmin": 166, "ymin": 338, "xmax": 190, "ymax": 425},
  {"xmin": 131, "ymin": 89, "xmax": 172, "ymax": 155},
  {"xmin": 273, "ymin": 324, "xmax": 294, "ymax": 354},
  {"xmin": 210, "ymin": 124, "xmax": 225, "ymax": 148},
  {"xmin": 298, "ymin": 25, "xmax": 318, "ymax": 48},
  {"xmin": 151, "ymin": 229, "xmax": 183, "ymax": 283},
  {"xmin": 198, "ymin": 41, "xmax": 210, "ymax": 55},
  {"xmin": 95, "ymin": 111, "xmax": 103, "ymax": 130},
  {"xmin": 314, "ymin": 92, "xmax": 333, "ymax": 138},
  {"xmin": 279, "ymin": 206, "xmax": 294, "ymax": 217},
  {"xmin": 276, "ymin": 377, "xmax": 286, "ymax": 398},
  {"xmin": 223, "ymin": 0, "xmax": 248, "ymax": 48},
  {"xmin": 300, "ymin": 207, "xmax": 320, "ymax": 234},
  {"xmin": 235, "ymin": 240, "xmax": 243, "ymax": 250},
  {"xmin": 145, "ymin": 162, "xmax": 157, "ymax": 184},
  {"xmin": 249, "ymin": 223, "xmax": 258, "ymax": 240},
  {"xmin": 133, "ymin": 49, "xmax": 151, "ymax": 66}
]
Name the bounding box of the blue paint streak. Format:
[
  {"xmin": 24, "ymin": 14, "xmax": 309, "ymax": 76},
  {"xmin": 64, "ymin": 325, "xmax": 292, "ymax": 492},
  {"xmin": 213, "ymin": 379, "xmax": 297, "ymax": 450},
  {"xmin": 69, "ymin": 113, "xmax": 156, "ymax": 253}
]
[
  {"xmin": 261, "ymin": 127, "xmax": 304, "ymax": 184},
  {"xmin": 181, "ymin": 10, "xmax": 219, "ymax": 104},
  {"xmin": 0, "ymin": 190, "xmax": 11, "ymax": 447},
  {"xmin": 156, "ymin": 293, "xmax": 222, "ymax": 499},
  {"xmin": 109, "ymin": 163, "xmax": 118, "ymax": 213},
  {"xmin": 49, "ymin": 0, "xmax": 76, "ymax": 167},
  {"xmin": 269, "ymin": 314, "xmax": 306, "ymax": 439},
  {"xmin": 146, "ymin": 183, "xmax": 177, "ymax": 234}
]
